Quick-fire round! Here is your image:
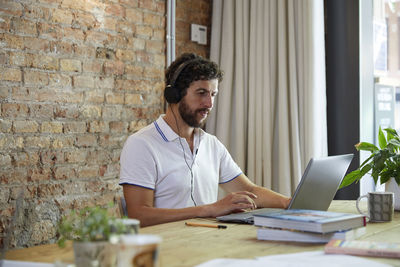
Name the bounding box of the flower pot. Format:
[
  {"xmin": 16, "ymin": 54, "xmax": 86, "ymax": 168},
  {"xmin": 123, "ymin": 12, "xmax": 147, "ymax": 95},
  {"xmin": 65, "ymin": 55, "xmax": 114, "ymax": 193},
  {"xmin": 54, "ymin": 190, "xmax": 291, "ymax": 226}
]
[
  {"xmin": 73, "ymin": 241, "xmax": 117, "ymax": 267},
  {"xmin": 385, "ymin": 178, "xmax": 400, "ymax": 211}
]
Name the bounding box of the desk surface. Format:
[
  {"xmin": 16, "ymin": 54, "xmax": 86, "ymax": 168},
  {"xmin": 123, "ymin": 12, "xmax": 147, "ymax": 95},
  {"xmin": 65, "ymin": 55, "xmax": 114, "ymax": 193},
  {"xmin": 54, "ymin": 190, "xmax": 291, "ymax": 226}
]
[{"xmin": 5, "ymin": 201, "xmax": 400, "ymax": 267}]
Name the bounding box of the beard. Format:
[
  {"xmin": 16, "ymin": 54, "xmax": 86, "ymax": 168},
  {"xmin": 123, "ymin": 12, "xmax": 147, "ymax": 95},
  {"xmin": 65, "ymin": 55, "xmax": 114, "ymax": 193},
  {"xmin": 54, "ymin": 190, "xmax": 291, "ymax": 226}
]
[{"xmin": 178, "ymin": 99, "xmax": 209, "ymax": 128}]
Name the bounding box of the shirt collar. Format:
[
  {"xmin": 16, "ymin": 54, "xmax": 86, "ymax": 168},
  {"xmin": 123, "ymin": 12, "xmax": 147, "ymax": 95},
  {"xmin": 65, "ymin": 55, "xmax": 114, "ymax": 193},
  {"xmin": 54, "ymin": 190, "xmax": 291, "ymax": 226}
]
[{"xmin": 155, "ymin": 115, "xmax": 205, "ymax": 142}]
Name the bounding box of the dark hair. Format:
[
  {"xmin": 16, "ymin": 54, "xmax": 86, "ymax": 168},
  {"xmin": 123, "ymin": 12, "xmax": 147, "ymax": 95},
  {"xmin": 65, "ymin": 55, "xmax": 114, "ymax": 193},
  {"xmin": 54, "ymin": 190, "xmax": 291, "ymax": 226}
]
[{"xmin": 165, "ymin": 53, "xmax": 223, "ymax": 100}]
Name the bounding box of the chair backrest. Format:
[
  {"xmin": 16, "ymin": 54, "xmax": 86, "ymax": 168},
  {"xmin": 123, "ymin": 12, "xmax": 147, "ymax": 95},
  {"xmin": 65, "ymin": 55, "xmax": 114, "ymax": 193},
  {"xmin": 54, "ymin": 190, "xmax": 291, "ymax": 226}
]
[{"xmin": 119, "ymin": 196, "xmax": 128, "ymax": 217}]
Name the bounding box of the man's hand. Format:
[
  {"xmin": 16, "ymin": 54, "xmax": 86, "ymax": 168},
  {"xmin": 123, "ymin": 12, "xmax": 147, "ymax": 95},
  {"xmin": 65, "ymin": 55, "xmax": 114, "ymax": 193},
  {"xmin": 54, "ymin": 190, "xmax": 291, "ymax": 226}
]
[{"xmin": 205, "ymin": 191, "xmax": 258, "ymax": 217}]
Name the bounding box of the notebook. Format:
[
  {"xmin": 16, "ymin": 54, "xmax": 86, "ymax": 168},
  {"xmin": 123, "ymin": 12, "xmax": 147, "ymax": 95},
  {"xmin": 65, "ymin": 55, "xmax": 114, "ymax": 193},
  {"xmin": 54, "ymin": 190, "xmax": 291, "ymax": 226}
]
[{"xmin": 216, "ymin": 154, "xmax": 354, "ymax": 224}]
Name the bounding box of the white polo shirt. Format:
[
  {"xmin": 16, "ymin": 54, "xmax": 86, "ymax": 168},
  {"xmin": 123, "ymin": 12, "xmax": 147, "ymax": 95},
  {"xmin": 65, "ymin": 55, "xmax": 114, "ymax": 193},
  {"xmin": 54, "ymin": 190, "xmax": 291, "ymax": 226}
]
[{"xmin": 119, "ymin": 115, "xmax": 242, "ymax": 209}]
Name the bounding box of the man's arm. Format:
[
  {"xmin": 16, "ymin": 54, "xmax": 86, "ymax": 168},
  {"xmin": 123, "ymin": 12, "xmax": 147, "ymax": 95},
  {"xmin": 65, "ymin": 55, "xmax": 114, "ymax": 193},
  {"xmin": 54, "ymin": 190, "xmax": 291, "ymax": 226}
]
[
  {"xmin": 123, "ymin": 184, "xmax": 258, "ymax": 227},
  {"xmin": 220, "ymin": 174, "xmax": 291, "ymax": 209}
]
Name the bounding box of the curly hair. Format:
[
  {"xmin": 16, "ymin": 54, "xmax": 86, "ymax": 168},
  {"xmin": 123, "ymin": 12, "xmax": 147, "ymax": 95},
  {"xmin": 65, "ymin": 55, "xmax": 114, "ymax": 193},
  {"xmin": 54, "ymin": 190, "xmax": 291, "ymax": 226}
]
[{"xmin": 165, "ymin": 53, "xmax": 223, "ymax": 101}]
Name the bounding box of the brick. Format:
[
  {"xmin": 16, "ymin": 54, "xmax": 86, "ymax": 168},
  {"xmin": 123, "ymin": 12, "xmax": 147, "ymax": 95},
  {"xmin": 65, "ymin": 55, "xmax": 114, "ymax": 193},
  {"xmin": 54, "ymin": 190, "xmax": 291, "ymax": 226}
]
[
  {"xmin": 126, "ymin": 8, "xmax": 143, "ymax": 23},
  {"xmin": 87, "ymin": 150, "xmax": 110, "ymax": 164},
  {"xmin": 41, "ymin": 121, "xmax": 63, "ymax": 133},
  {"xmin": 0, "ymin": 33, "xmax": 23, "ymax": 49},
  {"xmin": 13, "ymin": 121, "xmax": 39, "ymax": 133},
  {"xmin": 74, "ymin": 45, "xmax": 96, "ymax": 58},
  {"xmin": 125, "ymin": 64, "xmax": 143, "ymax": 76},
  {"xmin": 51, "ymin": 9, "xmax": 73, "ymax": 24},
  {"xmin": 54, "ymin": 106, "xmax": 79, "ymax": 119},
  {"xmin": 1, "ymin": 103, "xmax": 29, "ymax": 118},
  {"xmin": 103, "ymin": 60, "xmax": 125, "ymax": 75},
  {"xmin": 0, "ymin": 1, "xmax": 23, "ymax": 16},
  {"xmin": 0, "ymin": 167, "xmax": 26, "ymax": 184},
  {"xmin": 102, "ymin": 106, "xmax": 122, "ymax": 120},
  {"xmin": 75, "ymin": 134, "xmax": 97, "ymax": 147},
  {"xmin": 96, "ymin": 47, "xmax": 115, "ymax": 60},
  {"xmin": 29, "ymin": 104, "xmax": 54, "ymax": 119},
  {"xmin": 52, "ymin": 136, "xmax": 74, "ymax": 149},
  {"xmin": 105, "ymin": 92, "xmax": 124, "ymax": 104},
  {"xmin": 11, "ymin": 18, "xmax": 37, "ymax": 35},
  {"xmin": 94, "ymin": 76, "xmax": 114, "ymax": 89},
  {"xmin": 73, "ymin": 75, "xmax": 95, "ymax": 88},
  {"xmin": 85, "ymin": 90, "xmax": 104, "ymax": 103},
  {"xmin": 136, "ymin": 25, "xmax": 152, "ymax": 38},
  {"xmin": 99, "ymin": 134, "xmax": 124, "ymax": 148},
  {"xmin": 64, "ymin": 122, "xmax": 87, "ymax": 133},
  {"xmin": 143, "ymin": 66, "xmax": 163, "ymax": 78},
  {"xmin": 117, "ymin": 21, "xmax": 135, "ymax": 34},
  {"xmin": 102, "ymin": 17, "xmax": 118, "ymax": 31},
  {"xmin": 146, "ymin": 40, "xmax": 164, "ymax": 53},
  {"xmin": 116, "ymin": 49, "xmax": 135, "ymax": 61},
  {"xmin": 30, "ymin": 54, "xmax": 59, "ymax": 70},
  {"xmin": 25, "ymin": 136, "xmax": 51, "ymax": 148},
  {"xmin": 50, "ymin": 41, "xmax": 73, "ymax": 54},
  {"xmin": 24, "ymin": 70, "xmax": 49, "ymax": 86},
  {"xmin": 9, "ymin": 52, "xmax": 27, "ymax": 66},
  {"xmin": 88, "ymin": 121, "xmax": 108, "ymax": 133},
  {"xmin": 138, "ymin": 0, "xmax": 156, "ymax": 11},
  {"xmin": 135, "ymin": 51, "xmax": 151, "ymax": 64},
  {"xmin": 0, "ymin": 67, "xmax": 22, "ymax": 82},
  {"xmin": 0, "ymin": 186, "xmax": 10, "ymax": 203},
  {"xmin": 83, "ymin": 60, "xmax": 102, "ymax": 73},
  {"xmin": 109, "ymin": 121, "xmax": 128, "ymax": 133},
  {"xmin": 74, "ymin": 12, "xmax": 96, "ymax": 29},
  {"xmin": 125, "ymin": 93, "xmax": 143, "ymax": 105},
  {"xmin": 54, "ymin": 166, "xmax": 75, "ymax": 180},
  {"xmin": 63, "ymin": 28, "xmax": 85, "ymax": 42},
  {"xmin": 65, "ymin": 150, "xmax": 87, "ymax": 163},
  {"xmin": 40, "ymin": 150, "xmax": 64, "ymax": 165},
  {"xmin": 62, "ymin": 0, "xmax": 104, "ymax": 12},
  {"xmin": 85, "ymin": 30, "xmax": 109, "ymax": 45},
  {"xmin": 153, "ymin": 28, "xmax": 165, "ymax": 41},
  {"xmin": 0, "ymin": 154, "xmax": 12, "ymax": 166},
  {"xmin": 127, "ymin": 37, "xmax": 145, "ymax": 50},
  {"xmin": 106, "ymin": 4, "xmax": 126, "ymax": 17},
  {"xmin": 60, "ymin": 59, "xmax": 81, "ymax": 72},
  {"xmin": 23, "ymin": 4, "xmax": 51, "ymax": 20},
  {"xmin": 37, "ymin": 22, "xmax": 63, "ymax": 39},
  {"xmin": 48, "ymin": 73, "xmax": 71, "ymax": 87},
  {"xmin": 77, "ymin": 165, "xmax": 98, "ymax": 178},
  {"xmin": 0, "ymin": 52, "xmax": 7, "ymax": 65},
  {"xmin": 0, "ymin": 119, "xmax": 12, "ymax": 132},
  {"xmin": 80, "ymin": 105, "xmax": 101, "ymax": 119},
  {"xmin": 12, "ymin": 152, "xmax": 39, "ymax": 167},
  {"xmin": 27, "ymin": 167, "xmax": 52, "ymax": 182},
  {"xmin": 144, "ymin": 13, "xmax": 161, "ymax": 25}
]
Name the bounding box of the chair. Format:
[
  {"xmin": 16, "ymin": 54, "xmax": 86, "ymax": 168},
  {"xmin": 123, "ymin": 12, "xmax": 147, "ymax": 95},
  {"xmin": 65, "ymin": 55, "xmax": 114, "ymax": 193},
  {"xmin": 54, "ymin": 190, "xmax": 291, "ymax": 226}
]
[{"xmin": 118, "ymin": 196, "xmax": 128, "ymax": 217}]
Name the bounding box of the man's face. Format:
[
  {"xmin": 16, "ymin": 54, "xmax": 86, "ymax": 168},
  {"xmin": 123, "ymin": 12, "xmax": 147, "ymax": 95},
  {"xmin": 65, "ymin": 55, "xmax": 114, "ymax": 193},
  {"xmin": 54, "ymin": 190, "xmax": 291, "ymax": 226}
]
[{"xmin": 178, "ymin": 79, "xmax": 219, "ymax": 128}]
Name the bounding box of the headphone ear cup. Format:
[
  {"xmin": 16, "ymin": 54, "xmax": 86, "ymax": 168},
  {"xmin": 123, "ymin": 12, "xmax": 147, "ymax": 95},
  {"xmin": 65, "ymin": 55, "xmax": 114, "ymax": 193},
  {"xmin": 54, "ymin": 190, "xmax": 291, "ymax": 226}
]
[{"xmin": 164, "ymin": 85, "xmax": 180, "ymax": 103}]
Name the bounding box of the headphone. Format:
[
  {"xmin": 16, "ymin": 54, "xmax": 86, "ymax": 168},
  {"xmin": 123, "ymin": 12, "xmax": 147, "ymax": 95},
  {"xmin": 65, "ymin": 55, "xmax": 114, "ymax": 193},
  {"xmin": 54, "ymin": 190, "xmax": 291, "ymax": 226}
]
[{"xmin": 164, "ymin": 58, "xmax": 201, "ymax": 103}]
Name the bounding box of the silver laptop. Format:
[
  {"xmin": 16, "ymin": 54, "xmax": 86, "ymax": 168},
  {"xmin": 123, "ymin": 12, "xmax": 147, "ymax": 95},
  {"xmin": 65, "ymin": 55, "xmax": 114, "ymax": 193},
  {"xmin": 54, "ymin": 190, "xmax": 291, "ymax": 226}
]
[{"xmin": 216, "ymin": 154, "xmax": 354, "ymax": 224}]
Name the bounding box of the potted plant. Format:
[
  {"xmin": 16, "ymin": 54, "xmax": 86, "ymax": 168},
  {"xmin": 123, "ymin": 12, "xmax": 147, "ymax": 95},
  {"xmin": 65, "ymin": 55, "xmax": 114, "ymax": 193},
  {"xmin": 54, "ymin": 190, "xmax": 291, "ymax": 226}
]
[
  {"xmin": 57, "ymin": 204, "xmax": 136, "ymax": 267},
  {"xmin": 339, "ymin": 127, "xmax": 400, "ymax": 210}
]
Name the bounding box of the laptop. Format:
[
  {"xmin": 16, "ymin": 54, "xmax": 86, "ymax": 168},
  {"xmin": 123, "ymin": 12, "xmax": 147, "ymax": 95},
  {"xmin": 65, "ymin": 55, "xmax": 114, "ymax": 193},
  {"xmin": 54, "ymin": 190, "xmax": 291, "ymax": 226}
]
[{"xmin": 216, "ymin": 154, "xmax": 354, "ymax": 224}]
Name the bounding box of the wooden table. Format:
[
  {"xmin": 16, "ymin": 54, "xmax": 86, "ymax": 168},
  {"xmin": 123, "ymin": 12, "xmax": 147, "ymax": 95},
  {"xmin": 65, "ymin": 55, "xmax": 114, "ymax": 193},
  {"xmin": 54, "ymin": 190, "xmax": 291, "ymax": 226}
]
[{"xmin": 5, "ymin": 201, "xmax": 400, "ymax": 267}]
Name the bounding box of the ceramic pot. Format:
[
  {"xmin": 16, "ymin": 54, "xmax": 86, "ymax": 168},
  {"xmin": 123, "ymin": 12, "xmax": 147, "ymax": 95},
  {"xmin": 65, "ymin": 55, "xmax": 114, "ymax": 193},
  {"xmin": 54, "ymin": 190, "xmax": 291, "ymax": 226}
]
[
  {"xmin": 385, "ymin": 178, "xmax": 400, "ymax": 211},
  {"xmin": 73, "ymin": 241, "xmax": 117, "ymax": 267}
]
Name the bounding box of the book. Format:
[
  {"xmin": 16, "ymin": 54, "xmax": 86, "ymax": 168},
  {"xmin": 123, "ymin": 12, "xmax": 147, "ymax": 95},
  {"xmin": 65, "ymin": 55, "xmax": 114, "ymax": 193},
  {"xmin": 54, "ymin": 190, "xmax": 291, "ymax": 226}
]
[
  {"xmin": 253, "ymin": 209, "xmax": 366, "ymax": 234},
  {"xmin": 325, "ymin": 239, "xmax": 400, "ymax": 259},
  {"xmin": 257, "ymin": 226, "xmax": 366, "ymax": 243}
]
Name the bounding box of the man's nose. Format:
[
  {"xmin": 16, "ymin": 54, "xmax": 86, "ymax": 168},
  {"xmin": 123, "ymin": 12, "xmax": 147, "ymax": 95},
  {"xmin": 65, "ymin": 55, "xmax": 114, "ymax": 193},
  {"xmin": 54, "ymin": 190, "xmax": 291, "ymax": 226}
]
[{"xmin": 204, "ymin": 94, "xmax": 213, "ymax": 108}]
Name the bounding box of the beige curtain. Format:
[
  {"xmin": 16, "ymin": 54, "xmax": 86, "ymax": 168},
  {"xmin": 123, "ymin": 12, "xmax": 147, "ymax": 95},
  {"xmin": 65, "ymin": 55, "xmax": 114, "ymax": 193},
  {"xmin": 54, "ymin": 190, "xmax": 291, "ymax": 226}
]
[{"xmin": 207, "ymin": 0, "xmax": 327, "ymax": 196}]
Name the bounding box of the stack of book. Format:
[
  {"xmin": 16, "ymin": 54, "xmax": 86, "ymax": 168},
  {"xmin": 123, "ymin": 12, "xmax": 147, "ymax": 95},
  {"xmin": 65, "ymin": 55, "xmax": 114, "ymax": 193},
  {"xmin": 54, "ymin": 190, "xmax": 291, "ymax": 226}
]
[{"xmin": 253, "ymin": 209, "xmax": 367, "ymax": 243}]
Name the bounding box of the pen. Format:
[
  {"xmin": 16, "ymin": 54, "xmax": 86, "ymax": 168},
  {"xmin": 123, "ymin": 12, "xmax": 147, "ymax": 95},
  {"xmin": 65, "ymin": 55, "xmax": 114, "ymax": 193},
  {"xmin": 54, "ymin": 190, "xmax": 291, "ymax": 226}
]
[{"xmin": 185, "ymin": 222, "xmax": 227, "ymax": 229}]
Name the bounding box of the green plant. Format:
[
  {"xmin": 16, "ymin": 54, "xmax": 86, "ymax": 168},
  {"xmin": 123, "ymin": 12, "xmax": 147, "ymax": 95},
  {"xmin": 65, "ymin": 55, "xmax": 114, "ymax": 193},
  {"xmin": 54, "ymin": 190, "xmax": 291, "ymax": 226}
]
[
  {"xmin": 340, "ymin": 127, "xmax": 400, "ymax": 189},
  {"xmin": 57, "ymin": 204, "xmax": 128, "ymax": 248}
]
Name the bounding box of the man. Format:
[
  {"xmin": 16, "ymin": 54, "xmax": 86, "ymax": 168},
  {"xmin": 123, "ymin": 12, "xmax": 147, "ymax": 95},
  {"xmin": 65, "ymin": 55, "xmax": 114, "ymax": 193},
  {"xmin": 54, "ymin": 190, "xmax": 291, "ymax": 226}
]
[{"xmin": 120, "ymin": 53, "xmax": 290, "ymax": 227}]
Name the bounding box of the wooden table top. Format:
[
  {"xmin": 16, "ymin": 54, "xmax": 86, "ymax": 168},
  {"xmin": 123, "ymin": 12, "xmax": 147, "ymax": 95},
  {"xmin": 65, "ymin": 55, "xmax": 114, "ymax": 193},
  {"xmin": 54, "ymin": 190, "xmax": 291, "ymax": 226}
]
[{"xmin": 5, "ymin": 200, "xmax": 400, "ymax": 267}]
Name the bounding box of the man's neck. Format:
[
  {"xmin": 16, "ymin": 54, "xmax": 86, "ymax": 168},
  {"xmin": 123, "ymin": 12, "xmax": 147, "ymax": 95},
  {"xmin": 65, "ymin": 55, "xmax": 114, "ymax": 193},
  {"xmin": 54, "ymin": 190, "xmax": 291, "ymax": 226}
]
[{"xmin": 164, "ymin": 106, "xmax": 195, "ymax": 143}]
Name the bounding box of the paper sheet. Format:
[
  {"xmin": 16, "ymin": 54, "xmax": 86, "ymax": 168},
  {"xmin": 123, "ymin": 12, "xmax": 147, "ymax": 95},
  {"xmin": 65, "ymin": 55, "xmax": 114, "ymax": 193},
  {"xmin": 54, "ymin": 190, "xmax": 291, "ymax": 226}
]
[
  {"xmin": 195, "ymin": 251, "xmax": 392, "ymax": 267},
  {"xmin": 1, "ymin": 260, "xmax": 54, "ymax": 267}
]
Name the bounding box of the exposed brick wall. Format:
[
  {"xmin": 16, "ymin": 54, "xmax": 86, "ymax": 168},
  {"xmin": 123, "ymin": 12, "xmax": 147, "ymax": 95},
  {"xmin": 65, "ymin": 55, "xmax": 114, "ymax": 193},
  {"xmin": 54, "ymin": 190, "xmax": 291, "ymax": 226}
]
[{"xmin": 0, "ymin": 0, "xmax": 211, "ymax": 249}]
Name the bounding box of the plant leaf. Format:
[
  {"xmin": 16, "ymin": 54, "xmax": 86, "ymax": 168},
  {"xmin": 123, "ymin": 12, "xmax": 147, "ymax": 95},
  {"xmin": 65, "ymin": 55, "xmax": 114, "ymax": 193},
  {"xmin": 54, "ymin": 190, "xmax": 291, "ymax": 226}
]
[
  {"xmin": 384, "ymin": 127, "xmax": 398, "ymax": 138},
  {"xmin": 355, "ymin": 142, "xmax": 379, "ymax": 153},
  {"xmin": 339, "ymin": 170, "xmax": 362, "ymax": 189},
  {"xmin": 378, "ymin": 126, "xmax": 387, "ymax": 149}
]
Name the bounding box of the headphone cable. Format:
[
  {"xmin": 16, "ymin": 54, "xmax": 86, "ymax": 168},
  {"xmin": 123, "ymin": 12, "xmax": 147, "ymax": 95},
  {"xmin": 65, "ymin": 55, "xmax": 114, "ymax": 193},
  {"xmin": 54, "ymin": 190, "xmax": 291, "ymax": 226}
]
[{"xmin": 171, "ymin": 107, "xmax": 198, "ymax": 206}]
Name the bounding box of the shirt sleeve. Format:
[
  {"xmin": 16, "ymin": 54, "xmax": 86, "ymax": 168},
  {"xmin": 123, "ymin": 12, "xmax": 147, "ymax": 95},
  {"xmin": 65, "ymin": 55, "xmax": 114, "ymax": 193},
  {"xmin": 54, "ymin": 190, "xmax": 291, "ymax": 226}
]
[
  {"xmin": 119, "ymin": 135, "xmax": 156, "ymax": 190},
  {"xmin": 214, "ymin": 137, "xmax": 243, "ymax": 184}
]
